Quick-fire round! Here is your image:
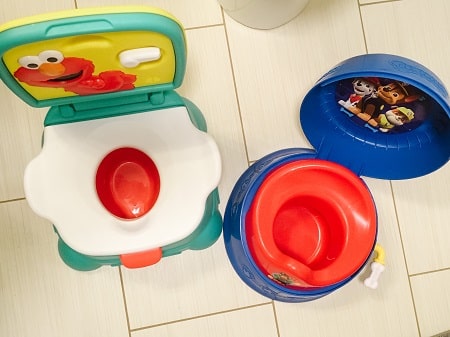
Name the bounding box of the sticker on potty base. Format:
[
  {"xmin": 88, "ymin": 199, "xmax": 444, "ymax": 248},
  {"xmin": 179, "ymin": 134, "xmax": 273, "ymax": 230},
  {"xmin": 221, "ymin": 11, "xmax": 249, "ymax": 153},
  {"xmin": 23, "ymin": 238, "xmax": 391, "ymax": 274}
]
[
  {"xmin": 269, "ymin": 272, "xmax": 303, "ymax": 287},
  {"xmin": 14, "ymin": 49, "xmax": 137, "ymax": 96},
  {"xmin": 335, "ymin": 77, "xmax": 429, "ymax": 133}
]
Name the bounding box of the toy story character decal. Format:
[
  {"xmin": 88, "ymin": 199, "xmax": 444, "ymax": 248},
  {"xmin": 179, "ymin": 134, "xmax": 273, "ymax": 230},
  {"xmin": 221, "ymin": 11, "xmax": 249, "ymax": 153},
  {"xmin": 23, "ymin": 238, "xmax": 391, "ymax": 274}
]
[
  {"xmin": 335, "ymin": 77, "xmax": 428, "ymax": 133},
  {"xmin": 14, "ymin": 50, "xmax": 136, "ymax": 95}
]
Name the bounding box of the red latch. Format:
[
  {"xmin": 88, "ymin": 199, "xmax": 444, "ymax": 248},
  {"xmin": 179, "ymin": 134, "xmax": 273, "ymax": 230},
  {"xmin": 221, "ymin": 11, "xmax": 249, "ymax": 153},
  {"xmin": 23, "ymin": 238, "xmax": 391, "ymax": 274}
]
[{"xmin": 120, "ymin": 248, "xmax": 163, "ymax": 268}]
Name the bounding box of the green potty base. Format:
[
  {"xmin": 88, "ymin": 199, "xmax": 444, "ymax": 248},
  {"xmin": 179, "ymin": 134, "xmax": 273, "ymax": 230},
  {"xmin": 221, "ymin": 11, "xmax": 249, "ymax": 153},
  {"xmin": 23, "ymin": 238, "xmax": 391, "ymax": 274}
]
[
  {"xmin": 57, "ymin": 189, "xmax": 221, "ymax": 271},
  {"xmin": 52, "ymin": 95, "xmax": 221, "ymax": 271},
  {"xmin": 0, "ymin": 7, "xmax": 223, "ymax": 272}
]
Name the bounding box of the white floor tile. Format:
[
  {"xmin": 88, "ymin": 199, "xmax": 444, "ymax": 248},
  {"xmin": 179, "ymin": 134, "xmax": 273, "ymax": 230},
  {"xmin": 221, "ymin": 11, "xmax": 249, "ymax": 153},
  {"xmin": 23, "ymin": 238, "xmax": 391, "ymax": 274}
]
[
  {"xmin": 131, "ymin": 304, "xmax": 278, "ymax": 337},
  {"xmin": 275, "ymin": 178, "xmax": 420, "ymax": 337},
  {"xmin": 225, "ymin": 0, "xmax": 366, "ymax": 161},
  {"xmin": 178, "ymin": 26, "xmax": 249, "ymax": 202},
  {"xmin": 76, "ymin": 0, "xmax": 223, "ymax": 29},
  {"xmin": 361, "ymin": 0, "xmax": 450, "ymax": 86},
  {"xmin": 0, "ymin": 1, "xmax": 75, "ymax": 202},
  {"xmin": 392, "ymin": 165, "xmax": 450, "ymax": 274},
  {"xmin": 411, "ymin": 270, "xmax": 450, "ymax": 337},
  {"xmin": 122, "ymin": 240, "xmax": 269, "ymax": 329},
  {"xmin": 0, "ymin": 201, "xmax": 128, "ymax": 337},
  {"xmin": 0, "ymin": 0, "xmax": 74, "ymax": 22},
  {"xmin": 0, "ymin": 91, "xmax": 45, "ymax": 201}
]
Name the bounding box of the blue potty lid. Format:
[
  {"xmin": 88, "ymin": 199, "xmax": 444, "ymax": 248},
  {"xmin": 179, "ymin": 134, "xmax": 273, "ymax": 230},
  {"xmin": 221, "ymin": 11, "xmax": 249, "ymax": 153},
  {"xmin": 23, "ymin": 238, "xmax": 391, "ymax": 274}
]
[{"xmin": 300, "ymin": 53, "xmax": 450, "ymax": 179}]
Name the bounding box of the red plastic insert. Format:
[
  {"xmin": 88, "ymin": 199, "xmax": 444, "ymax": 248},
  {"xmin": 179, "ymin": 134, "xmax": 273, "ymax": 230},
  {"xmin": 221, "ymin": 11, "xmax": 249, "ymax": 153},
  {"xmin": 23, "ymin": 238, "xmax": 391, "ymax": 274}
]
[
  {"xmin": 246, "ymin": 159, "xmax": 377, "ymax": 288},
  {"xmin": 96, "ymin": 147, "xmax": 160, "ymax": 220}
]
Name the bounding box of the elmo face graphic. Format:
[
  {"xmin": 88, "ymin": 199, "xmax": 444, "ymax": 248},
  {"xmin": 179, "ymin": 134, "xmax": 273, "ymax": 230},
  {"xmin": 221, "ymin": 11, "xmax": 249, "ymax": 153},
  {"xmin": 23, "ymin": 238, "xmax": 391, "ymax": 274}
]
[{"xmin": 14, "ymin": 50, "xmax": 136, "ymax": 95}]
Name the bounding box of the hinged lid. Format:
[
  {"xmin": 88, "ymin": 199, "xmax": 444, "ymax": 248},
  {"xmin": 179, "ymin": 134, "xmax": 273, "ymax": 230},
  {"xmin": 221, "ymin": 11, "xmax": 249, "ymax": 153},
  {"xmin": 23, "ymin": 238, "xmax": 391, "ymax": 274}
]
[
  {"xmin": 300, "ymin": 54, "xmax": 450, "ymax": 180},
  {"xmin": 0, "ymin": 6, "xmax": 187, "ymax": 108}
]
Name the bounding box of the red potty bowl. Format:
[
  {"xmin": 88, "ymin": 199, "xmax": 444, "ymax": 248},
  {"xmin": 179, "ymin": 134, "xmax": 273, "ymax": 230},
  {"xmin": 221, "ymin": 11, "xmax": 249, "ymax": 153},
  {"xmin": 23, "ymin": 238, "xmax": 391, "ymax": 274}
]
[{"xmin": 246, "ymin": 159, "xmax": 377, "ymax": 288}]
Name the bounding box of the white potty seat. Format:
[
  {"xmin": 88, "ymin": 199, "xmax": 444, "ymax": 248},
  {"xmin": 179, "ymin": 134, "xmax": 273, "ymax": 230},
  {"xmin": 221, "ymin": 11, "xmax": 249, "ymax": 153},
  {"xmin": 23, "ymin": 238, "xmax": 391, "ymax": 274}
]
[
  {"xmin": 0, "ymin": 6, "xmax": 223, "ymax": 269},
  {"xmin": 24, "ymin": 106, "xmax": 221, "ymax": 257}
]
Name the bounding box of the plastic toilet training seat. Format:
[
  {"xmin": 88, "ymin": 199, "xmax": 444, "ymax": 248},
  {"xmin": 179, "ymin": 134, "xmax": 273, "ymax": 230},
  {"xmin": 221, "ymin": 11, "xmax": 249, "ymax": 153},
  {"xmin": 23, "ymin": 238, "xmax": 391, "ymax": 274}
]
[
  {"xmin": 247, "ymin": 159, "xmax": 376, "ymax": 287},
  {"xmin": 0, "ymin": 7, "xmax": 224, "ymax": 270},
  {"xmin": 24, "ymin": 106, "xmax": 221, "ymax": 257},
  {"xmin": 221, "ymin": 54, "xmax": 449, "ymax": 301},
  {"xmin": 246, "ymin": 159, "xmax": 377, "ymax": 287}
]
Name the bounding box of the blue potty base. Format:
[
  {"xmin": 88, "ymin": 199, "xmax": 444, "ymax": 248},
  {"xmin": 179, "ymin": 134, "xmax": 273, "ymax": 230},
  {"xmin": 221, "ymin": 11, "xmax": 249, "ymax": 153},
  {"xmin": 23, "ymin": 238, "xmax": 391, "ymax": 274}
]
[
  {"xmin": 223, "ymin": 149, "xmax": 377, "ymax": 302},
  {"xmin": 224, "ymin": 54, "xmax": 450, "ymax": 302}
]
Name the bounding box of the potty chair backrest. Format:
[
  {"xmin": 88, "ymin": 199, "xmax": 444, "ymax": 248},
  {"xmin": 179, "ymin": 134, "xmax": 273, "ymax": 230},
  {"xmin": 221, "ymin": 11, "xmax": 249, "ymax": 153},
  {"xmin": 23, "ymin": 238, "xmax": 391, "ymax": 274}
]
[{"xmin": 0, "ymin": 6, "xmax": 187, "ymax": 124}]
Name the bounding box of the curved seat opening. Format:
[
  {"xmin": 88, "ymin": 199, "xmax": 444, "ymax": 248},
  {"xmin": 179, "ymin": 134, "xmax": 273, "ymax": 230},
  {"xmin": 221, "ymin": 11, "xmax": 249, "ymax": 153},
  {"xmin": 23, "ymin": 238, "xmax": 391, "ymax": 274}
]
[
  {"xmin": 246, "ymin": 159, "xmax": 377, "ymax": 288},
  {"xmin": 96, "ymin": 147, "xmax": 160, "ymax": 220},
  {"xmin": 273, "ymin": 195, "xmax": 346, "ymax": 270}
]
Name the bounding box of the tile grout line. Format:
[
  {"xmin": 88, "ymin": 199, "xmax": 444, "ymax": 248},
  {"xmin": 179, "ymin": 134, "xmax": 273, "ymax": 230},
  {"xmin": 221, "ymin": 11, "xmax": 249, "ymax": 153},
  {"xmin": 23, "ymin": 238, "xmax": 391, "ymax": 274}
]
[
  {"xmin": 220, "ymin": 7, "xmax": 252, "ymax": 166},
  {"xmin": 118, "ymin": 267, "xmax": 133, "ymax": 337},
  {"xmin": 184, "ymin": 23, "xmax": 224, "ymax": 31},
  {"xmin": 183, "ymin": 16, "xmax": 252, "ymax": 166},
  {"xmin": 359, "ymin": 0, "xmax": 402, "ymax": 7},
  {"xmin": 0, "ymin": 197, "xmax": 25, "ymax": 204},
  {"xmin": 389, "ymin": 181, "xmax": 422, "ymax": 337},
  {"xmin": 410, "ymin": 267, "xmax": 450, "ymax": 278},
  {"xmin": 357, "ymin": 0, "xmax": 369, "ymax": 54},
  {"xmin": 129, "ymin": 302, "xmax": 272, "ymax": 333},
  {"xmin": 73, "ymin": 0, "xmax": 223, "ymax": 32},
  {"xmin": 271, "ymin": 301, "xmax": 282, "ymax": 337}
]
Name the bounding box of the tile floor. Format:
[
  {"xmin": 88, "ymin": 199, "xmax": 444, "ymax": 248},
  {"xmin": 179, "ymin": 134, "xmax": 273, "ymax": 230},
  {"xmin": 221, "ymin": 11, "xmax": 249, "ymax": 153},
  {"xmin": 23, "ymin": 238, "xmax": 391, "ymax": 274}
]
[{"xmin": 0, "ymin": 0, "xmax": 449, "ymax": 336}]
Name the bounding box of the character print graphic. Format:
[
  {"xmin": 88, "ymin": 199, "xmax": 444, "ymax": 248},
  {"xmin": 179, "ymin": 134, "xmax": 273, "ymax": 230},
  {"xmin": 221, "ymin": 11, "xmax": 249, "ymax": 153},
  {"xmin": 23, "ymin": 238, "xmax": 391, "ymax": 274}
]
[
  {"xmin": 335, "ymin": 77, "xmax": 429, "ymax": 133},
  {"xmin": 338, "ymin": 77, "xmax": 379, "ymax": 113},
  {"xmin": 14, "ymin": 50, "xmax": 136, "ymax": 95}
]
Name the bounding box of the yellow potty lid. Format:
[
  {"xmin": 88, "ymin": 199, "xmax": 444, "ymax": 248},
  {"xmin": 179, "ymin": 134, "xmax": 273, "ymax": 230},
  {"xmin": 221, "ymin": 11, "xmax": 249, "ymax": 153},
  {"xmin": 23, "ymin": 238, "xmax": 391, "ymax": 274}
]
[{"xmin": 0, "ymin": 6, "xmax": 187, "ymax": 108}]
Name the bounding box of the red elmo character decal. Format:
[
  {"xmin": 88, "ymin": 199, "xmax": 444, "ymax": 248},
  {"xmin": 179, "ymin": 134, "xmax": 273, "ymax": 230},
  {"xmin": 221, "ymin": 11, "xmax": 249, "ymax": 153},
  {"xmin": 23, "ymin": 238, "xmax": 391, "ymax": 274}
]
[{"xmin": 14, "ymin": 50, "xmax": 136, "ymax": 95}]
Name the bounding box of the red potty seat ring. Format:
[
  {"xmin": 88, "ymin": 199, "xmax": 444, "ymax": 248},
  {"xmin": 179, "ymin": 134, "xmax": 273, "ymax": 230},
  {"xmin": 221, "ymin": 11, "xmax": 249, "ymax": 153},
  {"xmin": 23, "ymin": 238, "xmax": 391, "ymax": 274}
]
[{"xmin": 246, "ymin": 159, "xmax": 377, "ymax": 288}]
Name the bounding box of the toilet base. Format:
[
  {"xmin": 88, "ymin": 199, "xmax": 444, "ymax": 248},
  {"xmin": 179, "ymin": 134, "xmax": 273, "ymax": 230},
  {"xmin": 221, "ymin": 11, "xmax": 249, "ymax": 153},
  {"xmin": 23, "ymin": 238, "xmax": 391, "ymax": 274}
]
[{"xmin": 57, "ymin": 189, "xmax": 222, "ymax": 271}]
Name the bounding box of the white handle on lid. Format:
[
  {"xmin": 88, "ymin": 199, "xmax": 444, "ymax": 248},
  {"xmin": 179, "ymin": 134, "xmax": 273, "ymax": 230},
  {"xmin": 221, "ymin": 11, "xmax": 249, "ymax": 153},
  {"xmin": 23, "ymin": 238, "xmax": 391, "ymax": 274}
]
[{"xmin": 119, "ymin": 47, "xmax": 161, "ymax": 68}]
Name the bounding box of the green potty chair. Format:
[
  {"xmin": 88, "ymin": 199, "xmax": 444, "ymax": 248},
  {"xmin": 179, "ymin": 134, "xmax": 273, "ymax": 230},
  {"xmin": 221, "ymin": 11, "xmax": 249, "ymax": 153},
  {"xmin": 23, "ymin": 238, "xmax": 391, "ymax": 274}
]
[{"xmin": 0, "ymin": 6, "xmax": 222, "ymax": 271}]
